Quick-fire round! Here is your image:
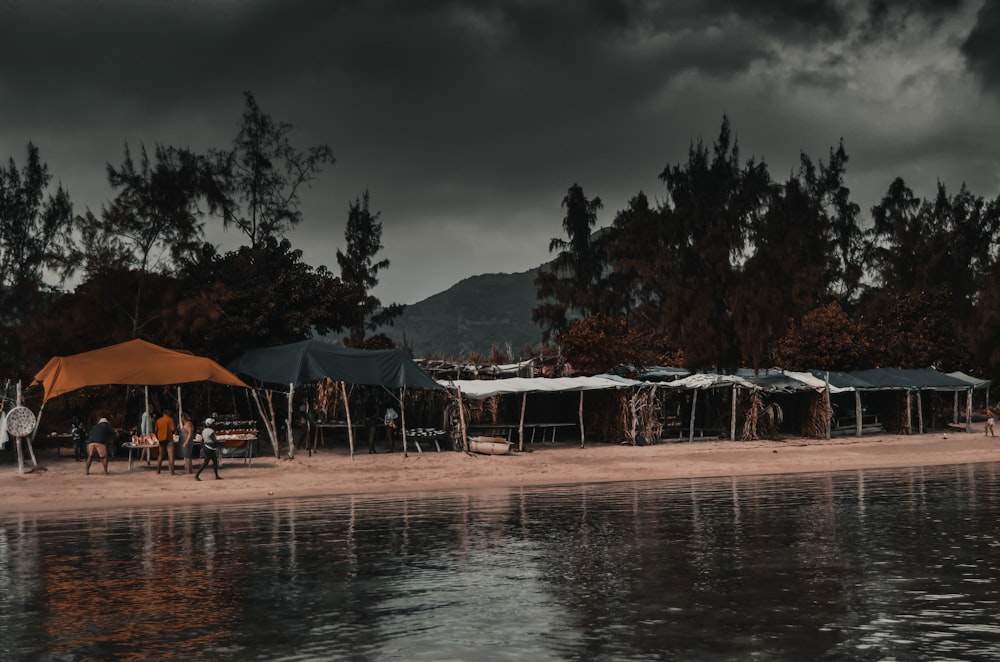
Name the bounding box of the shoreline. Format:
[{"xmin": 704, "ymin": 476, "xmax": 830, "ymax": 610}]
[{"xmin": 3, "ymin": 430, "xmax": 1000, "ymax": 514}]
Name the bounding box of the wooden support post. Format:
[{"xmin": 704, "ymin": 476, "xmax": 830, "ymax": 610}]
[
  {"xmin": 457, "ymin": 387, "xmax": 468, "ymax": 453},
  {"xmin": 689, "ymin": 390, "xmax": 698, "ymax": 443},
  {"xmin": 340, "ymin": 382, "xmax": 355, "ymax": 461},
  {"xmin": 855, "ymin": 391, "xmax": 862, "ymax": 438},
  {"xmin": 287, "ymin": 383, "xmax": 295, "ymax": 459},
  {"xmin": 967, "ymin": 387, "xmax": 973, "ymax": 433},
  {"xmin": 518, "ymin": 392, "xmax": 526, "ymax": 452},
  {"xmin": 917, "ymin": 390, "xmax": 924, "ymax": 434},
  {"xmin": 906, "ymin": 391, "xmax": 912, "ymax": 434},
  {"xmin": 401, "ymin": 388, "xmax": 411, "ymax": 455},
  {"xmin": 251, "ymin": 389, "xmax": 277, "ymax": 456},
  {"xmin": 824, "ymin": 372, "xmax": 832, "ymax": 440},
  {"xmin": 730, "ymin": 385, "xmax": 737, "ymax": 441}
]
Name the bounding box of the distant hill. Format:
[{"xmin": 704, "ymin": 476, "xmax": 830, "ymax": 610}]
[{"xmin": 380, "ymin": 268, "xmax": 543, "ymax": 358}]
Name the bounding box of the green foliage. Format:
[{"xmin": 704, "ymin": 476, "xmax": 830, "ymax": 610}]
[
  {"xmin": 773, "ymin": 302, "xmax": 872, "ymax": 371},
  {"xmin": 213, "ymin": 91, "xmax": 335, "ymax": 248},
  {"xmin": 336, "ymin": 190, "xmax": 403, "ymax": 346},
  {"xmin": 176, "ymin": 237, "xmax": 363, "ymax": 363},
  {"xmin": 612, "ymin": 117, "xmax": 771, "ymax": 372},
  {"xmin": 561, "ymin": 314, "xmax": 681, "ymax": 375},
  {"xmin": 533, "ymin": 183, "xmax": 611, "ymax": 342},
  {"xmin": 863, "ymin": 288, "xmax": 967, "ymax": 370},
  {"xmin": 0, "ymin": 143, "xmax": 77, "ymax": 320},
  {"xmin": 17, "ymin": 268, "xmax": 184, "ymax": 372},
  {"xmin": 77, "ymin": 143, "xmax": 221, "ymax": 278}
]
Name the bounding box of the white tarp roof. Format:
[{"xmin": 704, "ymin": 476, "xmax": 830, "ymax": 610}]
[
  {"xmin": 782, "ymin": 370, "xmax": 852, "ymax": 394},
  {"xmin": 441, "ymin": 376, "xmax": 638, "ymax": 400},
  {"xmin": 659, "ymin": 373, "xmax": 757, "ymax": 390}
]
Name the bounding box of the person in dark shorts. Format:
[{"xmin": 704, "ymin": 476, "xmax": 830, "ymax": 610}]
[
  {"xmin": 155, "ymin": 410, "xmax": 177, "ymax": 475},
  {"xmin": 195, "ymin": 417, "xmax": 222, "ymax": 481},
  {"xmin": 86, "ymin": 417, "xmax": 115, "ymax": 475}
]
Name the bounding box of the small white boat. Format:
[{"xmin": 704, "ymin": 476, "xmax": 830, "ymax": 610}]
[{"xmin": 467, "ymin": 436, "xmax": 511, "ymax": 455}]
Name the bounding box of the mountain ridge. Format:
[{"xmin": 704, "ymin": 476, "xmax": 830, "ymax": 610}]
[{"xmin": 380, "ymin": 268, "xmax": 542, "ymax": 358}]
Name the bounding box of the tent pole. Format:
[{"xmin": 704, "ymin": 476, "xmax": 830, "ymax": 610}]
[
  {"xmin": 267, "ymin": 390, "xmax": 279, "ymax": 458},
  {"xmin": 967, "ymin": 387, "xmax": 973, "ymax": 433},
  {"xmin": 906, "ymin": 391, "xmax": 912, "ymax": 434},
  {"xmin": 855, "ymin": 391, "xmax": 862, "ymax": 438},
  {"xmin": 519, "ymin": 392, "xmax": 526, "ymax": 452},
  {"xmin": 16, "ymin": 435, "xmax": 25, "ymax": 474},
  {"xmin": 689, "ymin": 390, "xmax": 698, "ymax": 443},
  {"xmin": 730, "ymin": 385, "xmax": 737, "ymax": 441},
  {"xmin": 401, "ymin": 388, "xmax": 409, "ymax": 455},
  {"xmin": 340, "ymin": 382, "xmax": 355, "ymax": 462},
  {"xmin": 457, "ymin": 386, "xmax": 469, "ymax": 453},
  {"xmin": 28, "ymin": 401, "xmax": 46, "ymax": 447},
  {"xmin": 954, "ymin": 391, "xmax": 959, "ymax": 426},
  {"xmin": 401, "ymin": 388, "xmax": 408, "ymax": 458},
  {"xmin": 287, "ymin": 383, "xmax": 295, "ymax": 460},
  {"xmin": 143, "ymin": 385, "xmax": 151, "ymax": 463},
  {"xmin": 824, "ymin": 372, "xmax": 832, "ymax": 440},
  {"xmin": 18, "ymin": 382, "xmax": 37, "ymax": 466},
  {"xmin": 917, "ymin": 390, "xmax": 924, "ymax": 434},
  {"xmin": 578, "ymin": 391, "xmax": 585, "ymax": 448},
  {"xmin": 251, "ymin": 389, "xmax": 278, "ymax": 457}
]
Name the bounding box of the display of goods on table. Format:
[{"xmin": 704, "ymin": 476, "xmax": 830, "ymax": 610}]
[{"xmin": 130, "ymin": 434, "xmax": 160, "ymax": 448}]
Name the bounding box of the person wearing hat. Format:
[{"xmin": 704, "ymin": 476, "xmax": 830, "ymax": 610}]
[
  {"xmin": 86, "ymin": 416, "xmax": 115, "ymax": 475},
  {"xmin": 195, "ymin": 417, "xmax": 223, "ymax": 481}
]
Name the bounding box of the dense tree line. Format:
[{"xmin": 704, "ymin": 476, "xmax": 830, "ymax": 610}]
[
  {"xmin": 0, "ymin": 92, "xmax": 402, "ymax": 380},
  {"xmin": 536, "ymin": 117, "xmax": 1000, "ymax": 379}
]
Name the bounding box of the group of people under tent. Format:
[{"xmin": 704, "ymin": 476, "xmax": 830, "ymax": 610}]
[{"xmin": 78, "ymin": 406, "xmax": 224, "ymax": 480}]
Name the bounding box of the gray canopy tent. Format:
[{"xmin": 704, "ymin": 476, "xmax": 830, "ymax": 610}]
[{"xmin": 228, "ymin": 339, "xmax": 443, "ymax": 459}]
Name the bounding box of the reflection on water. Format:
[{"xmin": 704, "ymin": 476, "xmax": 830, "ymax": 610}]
[{"xmin": 3, "ymin": 463, "xmax": 1000, "ymax": 660}]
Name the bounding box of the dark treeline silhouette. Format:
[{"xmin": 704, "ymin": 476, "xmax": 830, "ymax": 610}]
[
  {"xmin": 535, "ymin": 116, "xmax": 1000, "ymax": 379},
  {"xmin": 0, "ymin": 92, "xmax": 402, "ymax": 383}
]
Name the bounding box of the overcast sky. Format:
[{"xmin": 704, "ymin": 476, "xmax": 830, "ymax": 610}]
[{"xmin": 2, "ymin": 0, "xmax": 999, "ymax": 305}]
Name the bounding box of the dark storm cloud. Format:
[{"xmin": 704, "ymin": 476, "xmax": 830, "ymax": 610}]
[
  {"xmin": 961, "ymin": 1, "xmax": 1000, "ymax": 93},
  {"xmin": 0, "ymin": 0, "xmax": 995, "ymax": 304}
]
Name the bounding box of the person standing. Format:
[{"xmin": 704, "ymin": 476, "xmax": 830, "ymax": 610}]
[
  {"xmin": 179, "ymin": 412, "xmax": 196, "ymax": 474},
  {"xmin": 86, "ymin": 417, "xmax": 115, "ymax": 475},
  {"xmin": 987, "ymin": 406, "xmax": 995, "ymax": 437},
  {"xmin": 71, "ymin": 415, "xmax": 87, "ymax": 461},
  {"xmin": 139, "ymin": 404, "xmax": 155, "ymax": 437},
  {"xmin": 195, "ymin": 417, "xmax": 222, "ymax": 481},
  {"xmin": 155, "ymin": 410, "xmax": 177, "ymax": 475},
  {"xmin": 363, "ymin": 391, "xmax": 381, "ymax": 454}
]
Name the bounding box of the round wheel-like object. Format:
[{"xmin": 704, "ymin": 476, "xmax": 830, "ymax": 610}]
[
  {"xmin": 444, "ymin": 402, "xmax": 469, "ymax": 452},
  {"xmin": 5, "ymin": 406, "xmax": 37, "ymax": 437}
]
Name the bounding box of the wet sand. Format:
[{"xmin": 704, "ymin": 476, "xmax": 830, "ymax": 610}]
[{"xmin": 3, "ymin": 429, "xmax": 1000, "ymax": 513}]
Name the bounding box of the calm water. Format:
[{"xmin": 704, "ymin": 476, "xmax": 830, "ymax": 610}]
[{"xmin": 3, "ymin": 463, "xmax": 1000, "ymax": 661}]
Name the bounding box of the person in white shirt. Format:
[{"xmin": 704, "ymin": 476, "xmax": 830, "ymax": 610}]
[{"xmin": 194, "ymin": 418, "xmax": 223, "ymax": 481}]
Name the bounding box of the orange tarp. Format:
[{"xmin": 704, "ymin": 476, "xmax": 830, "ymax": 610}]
[{"xmin": 31, "ymin": 339, "xmax": 249, "ymax": 402}]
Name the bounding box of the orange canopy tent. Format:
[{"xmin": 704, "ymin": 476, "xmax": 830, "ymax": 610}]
[{"xmin": 30, "ymin": 338, "xmax": 249, "ymax": 403}]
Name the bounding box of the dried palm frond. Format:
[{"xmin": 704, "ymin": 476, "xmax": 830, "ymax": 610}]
[
  {"xmin": 742, "ymin": 389, "xmax": 784, "ymax": 441},
  {"xmin": 622, "ymin": 386, "xmax": 663, "ymax": 445},
  {"xmin": 484, "ymin": 396, "xmax": 500, "ymax": 424},
  {"xmin": 802, "ymin": 392, "xmax": 832, "ymax": 438}
]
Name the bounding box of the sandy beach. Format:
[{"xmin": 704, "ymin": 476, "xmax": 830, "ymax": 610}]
[{"xmin": 3, "ymin": 429, "xmax": 1000, "ymax": 514}]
